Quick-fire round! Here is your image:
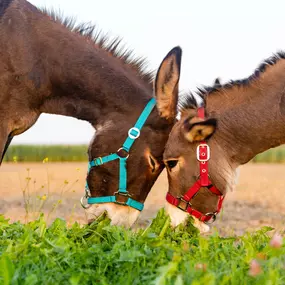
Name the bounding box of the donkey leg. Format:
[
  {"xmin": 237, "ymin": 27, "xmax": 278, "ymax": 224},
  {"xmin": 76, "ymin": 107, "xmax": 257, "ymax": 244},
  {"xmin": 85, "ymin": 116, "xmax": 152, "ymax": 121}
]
[
  {"xmin": 0, "ymin": 126, "xmax": 10, "ymax": 165},
  {"xmin": 0, "ymin": 135, "xmax": 13, "ymax": 164}
]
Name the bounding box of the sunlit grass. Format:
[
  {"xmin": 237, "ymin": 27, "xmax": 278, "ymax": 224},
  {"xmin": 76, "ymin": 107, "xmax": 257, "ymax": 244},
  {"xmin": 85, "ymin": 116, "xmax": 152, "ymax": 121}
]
[{"xmin": 0, "ymin": 210, "xmax": 284, "ymax": 284}]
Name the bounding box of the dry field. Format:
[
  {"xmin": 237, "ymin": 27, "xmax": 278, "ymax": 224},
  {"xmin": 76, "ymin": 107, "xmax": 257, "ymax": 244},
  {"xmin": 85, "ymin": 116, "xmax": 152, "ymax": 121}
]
[{"xmin": 0, "ymin": 162, "xmax": 284, "ymax": 235}]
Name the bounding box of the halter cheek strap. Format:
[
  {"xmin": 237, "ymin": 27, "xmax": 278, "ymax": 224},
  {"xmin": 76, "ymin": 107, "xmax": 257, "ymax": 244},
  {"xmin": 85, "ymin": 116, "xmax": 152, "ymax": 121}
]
[
  {"xmin": 166, "ymin": 107, "xmax": 225, "ymax": 224},
  {"xmin": 81, "ymin": 98, "xmax": 156, "ymax": 212}
]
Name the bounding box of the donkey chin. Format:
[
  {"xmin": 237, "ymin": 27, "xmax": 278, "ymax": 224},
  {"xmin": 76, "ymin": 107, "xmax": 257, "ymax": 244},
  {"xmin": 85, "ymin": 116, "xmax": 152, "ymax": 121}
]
[
  {"xmin": 165, "ymin": 202, "xmax": 210, "ymax": 233},
  {"xmin": 86, "ymin": 203, "xmax": 140, "ymax": 228}
]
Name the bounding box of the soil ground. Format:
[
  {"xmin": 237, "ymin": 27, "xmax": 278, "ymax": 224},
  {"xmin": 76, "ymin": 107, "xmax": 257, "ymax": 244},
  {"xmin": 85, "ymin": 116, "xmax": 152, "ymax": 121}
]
[{"xmin": 1, "ymin": 162, "xmax": 284, "ymax": 235}]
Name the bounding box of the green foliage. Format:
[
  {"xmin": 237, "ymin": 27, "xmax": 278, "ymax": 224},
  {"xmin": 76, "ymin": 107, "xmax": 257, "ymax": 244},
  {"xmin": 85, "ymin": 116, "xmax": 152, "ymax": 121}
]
[{"xmin": 0, "ymin": 210, "xmax": 284, "ymax": 284}]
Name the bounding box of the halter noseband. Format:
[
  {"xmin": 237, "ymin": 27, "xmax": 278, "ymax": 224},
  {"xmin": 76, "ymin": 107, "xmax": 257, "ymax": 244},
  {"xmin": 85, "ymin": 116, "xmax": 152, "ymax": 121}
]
[
  {"xmin": 81, "ymin": 98, "xmax": 156, "ymax": 212},
  {"xmin": 166, "ymin": 107, "xmax": 225, "ymax": 224}
]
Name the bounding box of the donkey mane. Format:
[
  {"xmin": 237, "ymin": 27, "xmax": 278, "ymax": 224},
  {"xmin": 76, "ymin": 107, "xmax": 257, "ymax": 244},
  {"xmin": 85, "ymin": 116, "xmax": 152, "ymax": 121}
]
[
  {"xmin": 41, "ymin": 8, "xmax": 154, "ymax": 85},
  {"xmin": 179, "ymin": 51, "xmax": 285, "ymax": 111}
]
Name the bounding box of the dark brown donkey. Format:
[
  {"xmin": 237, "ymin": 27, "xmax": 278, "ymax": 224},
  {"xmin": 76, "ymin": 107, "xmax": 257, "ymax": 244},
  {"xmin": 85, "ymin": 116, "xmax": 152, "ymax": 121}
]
[
  {"xmin": 0, "ymin": 0, "xmax": 182, "ymax": 226},
  {"xmin": 163, "ymin": 52, "xmax": 285, "ymax": 232}
]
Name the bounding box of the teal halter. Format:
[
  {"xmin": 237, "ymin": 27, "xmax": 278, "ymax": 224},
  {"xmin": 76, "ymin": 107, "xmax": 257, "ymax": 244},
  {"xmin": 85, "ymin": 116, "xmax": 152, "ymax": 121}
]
[{"xmin": 81, "ymin": 98, "xmax": 156, "ymax": 211}]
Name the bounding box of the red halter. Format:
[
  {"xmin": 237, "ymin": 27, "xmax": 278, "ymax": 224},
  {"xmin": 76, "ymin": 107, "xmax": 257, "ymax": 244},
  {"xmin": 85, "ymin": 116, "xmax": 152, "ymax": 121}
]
[{"xmin": 166, "ymin": 107, "xmax": 225, "ymax": 224}]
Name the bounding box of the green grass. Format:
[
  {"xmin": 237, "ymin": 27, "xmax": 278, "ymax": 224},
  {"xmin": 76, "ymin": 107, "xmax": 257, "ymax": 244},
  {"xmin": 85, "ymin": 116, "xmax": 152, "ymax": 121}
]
[
  {"xmin": 0, "ymin": 210, "xmax": 284, "ymax": 285},
  {"xmin": 4, "ymin": 145, "xmax": 285, "ymax": 163}
]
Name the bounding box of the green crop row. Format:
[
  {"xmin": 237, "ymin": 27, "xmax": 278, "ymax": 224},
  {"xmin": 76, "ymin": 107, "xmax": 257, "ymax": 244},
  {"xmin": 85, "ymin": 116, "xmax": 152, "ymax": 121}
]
[
  {"xmin": 251, "ymin": 145, "xmax": 285, "ymax": 163},
  {"xmin": 0, "ymin": 210, "xmax": 284, "ymax": 285},
  {"xmin": 3, "ymin": 145, "xmax": 88, "ymax": 162},
  {"xmin": 3, "ymin": 145, "xmax": 285, "ymax": 163}
]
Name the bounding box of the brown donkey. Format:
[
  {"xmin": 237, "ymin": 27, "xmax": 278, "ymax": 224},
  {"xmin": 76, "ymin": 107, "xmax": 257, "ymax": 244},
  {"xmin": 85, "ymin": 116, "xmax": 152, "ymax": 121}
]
[
  {"xmin": 0, "ymin": 0, "xmax": 182, "ymax": 226},
  {"xmin": 163, "ymin": 52, "xmax": 285, "ymax": 232}
]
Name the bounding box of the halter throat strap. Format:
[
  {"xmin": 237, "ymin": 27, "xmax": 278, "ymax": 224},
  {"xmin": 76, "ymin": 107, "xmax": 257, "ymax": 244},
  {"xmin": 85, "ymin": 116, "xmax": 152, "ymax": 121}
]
[
  {"xmin": 81, "ymin": 98, "xmax": 156, "ymax": 211},
  {"xmin": 166, "ymin": 107, "xmax": 224, "ymax": 224}
]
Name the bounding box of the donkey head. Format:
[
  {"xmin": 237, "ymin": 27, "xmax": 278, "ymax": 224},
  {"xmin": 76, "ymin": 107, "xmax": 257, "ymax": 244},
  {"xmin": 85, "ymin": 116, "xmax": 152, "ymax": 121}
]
[
  {"xmin": 85, "ymin": 47, "xmax": 182, "ymax": 227},
  {"xmin": 163, "ymin": 105, "xmax": 238, "ymax": 232}
]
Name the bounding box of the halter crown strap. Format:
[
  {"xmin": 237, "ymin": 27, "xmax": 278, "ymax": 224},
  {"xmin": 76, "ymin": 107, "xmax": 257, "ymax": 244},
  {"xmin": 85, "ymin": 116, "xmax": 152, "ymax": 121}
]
[
  {"xmin": 197, "ymin": 107, "xmax": 205, "ymax": 119},
  {"xmin": 82, "ymin": 98, "xmax": 156, "ymax": 212},
  {"xmin": 123, "ymin": 99, "xmax": 157, "ymax": 152}
]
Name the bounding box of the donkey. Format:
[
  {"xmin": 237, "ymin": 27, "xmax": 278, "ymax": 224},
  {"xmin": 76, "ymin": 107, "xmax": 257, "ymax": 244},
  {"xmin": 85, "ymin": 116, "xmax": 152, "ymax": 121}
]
[
  {"xmin": 163, "ymin": 52, "xmax": 285, "ymax": 232},
  {"xmin": 0, "ymin": 0, "xmax": 181, "ymax": 226}
]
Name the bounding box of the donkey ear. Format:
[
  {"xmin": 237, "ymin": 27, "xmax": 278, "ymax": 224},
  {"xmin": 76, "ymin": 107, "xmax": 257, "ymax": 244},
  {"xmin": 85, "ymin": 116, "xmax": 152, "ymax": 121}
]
[
  {"xmin": 154, "ymin": 46, "xmax": 182, "ymax": 120},
  {"xmin": 183, "ymin": 117, "xmax": 217, "ymax": 142}
]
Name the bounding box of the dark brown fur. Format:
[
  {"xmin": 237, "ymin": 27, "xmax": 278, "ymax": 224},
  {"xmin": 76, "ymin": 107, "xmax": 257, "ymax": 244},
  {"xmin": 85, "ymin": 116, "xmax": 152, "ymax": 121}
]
[{"xmin": 0, "ymin": 0, "xmax": 181, "ymax": 209}]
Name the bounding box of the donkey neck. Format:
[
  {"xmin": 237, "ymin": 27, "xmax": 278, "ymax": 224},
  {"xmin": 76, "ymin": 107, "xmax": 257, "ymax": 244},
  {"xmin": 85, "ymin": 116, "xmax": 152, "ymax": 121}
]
[
  {"xmin": 34, "ymin": 12, "xmax": 153, "ymax": 128},
  {"xmin": 207, "ymin": 59, "xmax": 285, "ymax": 165}
]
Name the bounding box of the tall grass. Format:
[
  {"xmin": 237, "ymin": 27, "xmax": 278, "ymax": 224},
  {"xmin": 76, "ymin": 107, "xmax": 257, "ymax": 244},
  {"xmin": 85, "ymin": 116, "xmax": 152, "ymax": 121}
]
[
  {"xmin": 0, "ymin": 210, "xmax": 284, "ymax": 285},
  {"xmin": 4, "ymin": 144, "xmax": 285, "ymax": 163}
]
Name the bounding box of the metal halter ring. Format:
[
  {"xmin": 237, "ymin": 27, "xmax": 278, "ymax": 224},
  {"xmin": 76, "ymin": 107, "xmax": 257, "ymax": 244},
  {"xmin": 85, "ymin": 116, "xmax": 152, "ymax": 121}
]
[
  {"xmin": 128, "ymin": 127, "xmax": 140, "ymax": 140},
  {"xmin": 117, "ymin": 147, "xmax": 130, "ymax": 159},
  {"xmin": 204, "ymin": 212, "xmax": 217, "ymax": 224},
  {"xmin": 114, "ymin": 191, "xmax": 131, "ymax": 205},
  {"xmin": 80, "ymin": 195, "xmax": 92, "ymax": 209}
]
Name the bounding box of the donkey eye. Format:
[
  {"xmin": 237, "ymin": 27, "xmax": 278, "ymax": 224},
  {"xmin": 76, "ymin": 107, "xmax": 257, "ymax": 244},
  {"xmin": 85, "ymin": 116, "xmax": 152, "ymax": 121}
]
[{"xmin": 166, "ymin": 160, "xmax": 178, "ymax": 169}]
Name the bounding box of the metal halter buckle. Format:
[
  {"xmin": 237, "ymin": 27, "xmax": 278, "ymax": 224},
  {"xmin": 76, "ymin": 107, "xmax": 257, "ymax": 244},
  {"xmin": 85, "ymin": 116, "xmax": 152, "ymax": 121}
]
[
  {"xmin": 197, "ymin": 144, "xmax": 210, "ymax": 162},
  {"xmin": 128, "ymin": 127, "xmax": 140, "ymax": 140},
  {"xmin": 203, "ymin": 212, "xmax": 217, "ymax": 224},
  {"xmin": 95, "ymin": 157, "xmax": 103, "ymax": 165},
  {"xmin": 114, "ymin": 191, "xmax": 131, "ymax": 205},
  {"xmin": 117, "ymin": 147, "xmax": 129, "ymax": 159},
  {"xmin": 177, "ymin": 197, "xmax": 191, "ymax": 211}
]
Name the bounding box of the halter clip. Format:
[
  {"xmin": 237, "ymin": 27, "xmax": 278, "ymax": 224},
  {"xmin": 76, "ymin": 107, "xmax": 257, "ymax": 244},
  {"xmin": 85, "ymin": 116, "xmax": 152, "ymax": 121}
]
[{"xmin": 80, "ymin": 195, "xmax": 92, "ymax": 209}]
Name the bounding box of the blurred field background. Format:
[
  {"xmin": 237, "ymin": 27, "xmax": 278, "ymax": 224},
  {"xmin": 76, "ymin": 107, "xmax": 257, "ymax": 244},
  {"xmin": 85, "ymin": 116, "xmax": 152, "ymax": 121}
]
[
  {"xmin": 1, "ymin": 144, "xmax": 285, "ymax": 236},
  {"xmin": 3, "ymin": 145, "xmax": 88, "ymax": 162},
  {"xmin": 4, "ymin": 144, "xmax": 285, "ymax": 163}
]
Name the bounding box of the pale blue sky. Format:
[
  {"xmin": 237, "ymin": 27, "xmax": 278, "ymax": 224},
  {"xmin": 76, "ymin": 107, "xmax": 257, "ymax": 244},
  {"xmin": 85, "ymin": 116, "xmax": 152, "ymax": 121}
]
[{"xmin": 13, "ymin": 0, "xmax": 285, "ymax": 144}]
